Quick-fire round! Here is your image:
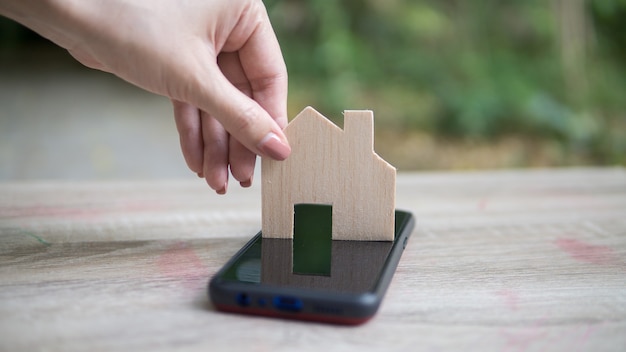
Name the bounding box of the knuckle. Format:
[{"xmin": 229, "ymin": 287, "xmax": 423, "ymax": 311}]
[{"xmin": 249, "ymin": 72, "xmax": 287, "ymax": 93}]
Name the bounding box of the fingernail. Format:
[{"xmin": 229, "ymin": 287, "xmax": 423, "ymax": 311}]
[
  {"xmin": 216, "ymin": 182, "xmax": 227, "ymax": 195},
  {"xmin": 240, "ymin": 175, "xmax": 253, "ymax": 188},
  {"xmin": 258, "ymin": 132, "xmax": 290, "ymax": 160}
]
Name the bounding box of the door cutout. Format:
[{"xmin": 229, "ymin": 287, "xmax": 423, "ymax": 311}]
[{"xmin": 292, "ymin": 203, "xmax": 332, "ymax": 276}]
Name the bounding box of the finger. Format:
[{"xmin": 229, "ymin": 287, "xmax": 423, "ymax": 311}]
[
  {"xmin": 229, "ymin": 137, "xmax": 256, "ymax": 187},
  {"xmin": 172, "ymin": 99, "xmax": 203, "ymax": 176},
  {"xmin": 235, "ymin": 4, "xmax": 289, "ymax": 129},
  {"xmin": 201, "ymin": 111, "xmax": 229, "ymax": 194},
  {"xmin": 218, "ymin": 52, "xmax": 257, "ymax": 186},
  {"xmin": 217, "ymin": 51, "xmax": 252, "ymax": 94},
  {"xmin": 188, "ymin": 63, "xmax": 290, "ymax": 161}
]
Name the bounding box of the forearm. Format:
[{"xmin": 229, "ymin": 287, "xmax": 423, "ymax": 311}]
[{"xmin": 0, "ymin": 0, "xmax": 93, "ymax": 53}]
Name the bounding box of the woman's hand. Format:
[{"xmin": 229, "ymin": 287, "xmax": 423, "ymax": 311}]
[{"xmin": 0, "ymin": 0, "xmax": 291, "ymax": 194}]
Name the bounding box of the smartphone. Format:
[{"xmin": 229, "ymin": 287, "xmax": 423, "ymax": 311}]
[{"xmin": 209, "ymin": 206, "xmax": 415, "ymax": 325}]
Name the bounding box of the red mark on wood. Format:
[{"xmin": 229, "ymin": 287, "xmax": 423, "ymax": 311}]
[
  {"xmin": 547, "ymin": 324, "xmax": 598, "ymax": 351},
  {"xmin": 0, "ymin": 205, "xmax": 104, "ymax": 219},
  {"xmin": 500, "ymin": 319, "xmax": 547, "ymax": 352},
  {"xmin": 477, "ymin": 198, "xmax": 488, "ymax": 211},
  {"xmin": 495, "ymin": 289, "xmax": 520, "ymax": 311},
  {"xmin": 501, "ymin": 321, "xmax": 598, "ymax": 352},
  {"xmin": 0, "ymin": 202, "xmax": 165, "ymax": 220},
  {"xmin": 554, "ymin": 238, "xmax": 618, "ymax": 265},
  {"xmin": 156, "ymin": 242, "xmax": 207, "ymax": 291}
]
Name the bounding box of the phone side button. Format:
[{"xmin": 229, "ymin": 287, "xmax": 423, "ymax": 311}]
[
  {"xmin": 273, "ymin": 296, "xmax": 303, "ymax": 312},
  {"xmin": 236, "ymin": 293, "xmax": 251, "ymax": 307}
]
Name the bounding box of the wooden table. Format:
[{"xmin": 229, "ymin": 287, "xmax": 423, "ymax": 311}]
[{"xmin": 1, "ymin": 168, "xmax": 625, "ymax": 351}]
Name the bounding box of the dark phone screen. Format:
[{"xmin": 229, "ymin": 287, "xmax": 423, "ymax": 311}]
[{"xmin": 219, "ymin": 206, "xmax": 410, "ymax": 294}]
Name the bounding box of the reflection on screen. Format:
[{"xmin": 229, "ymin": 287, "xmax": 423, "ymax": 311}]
[
  {"xmin": 221, "ymin": 209, "xmax": 409, "ymax": 294},
  {"xmin": 261, "ymin": 238, "xmax": 392, "ymax": 293}
]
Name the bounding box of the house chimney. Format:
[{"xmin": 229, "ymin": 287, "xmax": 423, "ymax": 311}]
[{"xmin": 343, "ymin": 110, "xmax": 374, "ymax": 151}]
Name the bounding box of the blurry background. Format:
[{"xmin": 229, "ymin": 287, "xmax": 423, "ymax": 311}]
[{"xmin": 1, "ymin": 0, "xmax": 625, "ymax": 180}]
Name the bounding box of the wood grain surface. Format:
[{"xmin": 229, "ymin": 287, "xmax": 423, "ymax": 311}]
[{"xmin": 1, "ymin": 168, "xmax": 625, "ymax": 352}]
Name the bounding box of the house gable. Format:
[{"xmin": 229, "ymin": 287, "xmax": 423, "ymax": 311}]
[{"xmin": 262, "ymin": 106, "xmax": 396, "ymax": 241}]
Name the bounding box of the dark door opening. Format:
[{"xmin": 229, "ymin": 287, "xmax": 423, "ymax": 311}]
[{"xmin": 292, "ymin": 203, "xmax": 332, "ymax": 276}]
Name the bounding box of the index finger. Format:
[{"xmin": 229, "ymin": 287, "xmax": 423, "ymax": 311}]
[{"xmin": 236, "ymin": 5, "xmax": 289, "ymax": 129}]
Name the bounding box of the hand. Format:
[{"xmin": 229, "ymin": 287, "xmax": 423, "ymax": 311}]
[{"xmin": 0, "ymin": 0, "xmax": 291, "ymax": 194}]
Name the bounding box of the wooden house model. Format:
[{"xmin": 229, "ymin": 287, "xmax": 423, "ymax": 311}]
[{"xmin": 261, "ymin": 107, "xmax": 396, "ymax": 241}]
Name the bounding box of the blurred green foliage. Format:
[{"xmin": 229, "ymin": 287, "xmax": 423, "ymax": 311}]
[
  {"xmin": 1, "ymin": 0, "xmax": 624, "ymax": 167},
  {"xmin": 266, "ymin": 0, "xmax": 626, "ymax": 165}
]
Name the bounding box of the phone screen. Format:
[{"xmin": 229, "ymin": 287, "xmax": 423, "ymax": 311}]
[{"xmin": 217, "ymin": 206, "xmax": 411, "ymax": 294}]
